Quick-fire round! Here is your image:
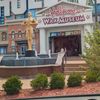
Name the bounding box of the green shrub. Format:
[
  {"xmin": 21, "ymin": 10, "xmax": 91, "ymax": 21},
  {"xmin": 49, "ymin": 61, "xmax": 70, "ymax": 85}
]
[
  {"xmin": 67, "ymin": 72, "xmax": 82, "ymax": 87},
  {"xmin": 96, "ymin": 76, "xmax": 100, "ymax": 82},
  {"xmin": 31, "ymin": 73, "xmax": 48, "ymax": 90},
  {"xmin": 2, "ymin": 76, "xmax": 22, "ymax": 95},
  {"xmin": 85, "ymin": 70, "xmax": 98, "ymax": 83},
  {"xmin": 50, "ymin": 72, "xmax": 65, "ymax": 89},
  {"xmin": 97, "ymin": 71, "xmax": 100, "ymax": 78}
]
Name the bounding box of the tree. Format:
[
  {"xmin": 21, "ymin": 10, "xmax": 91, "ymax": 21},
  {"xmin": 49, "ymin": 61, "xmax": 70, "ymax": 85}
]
[{"xmin": 83, "ymin": 25, "xmax": 100, "ymax": 72}]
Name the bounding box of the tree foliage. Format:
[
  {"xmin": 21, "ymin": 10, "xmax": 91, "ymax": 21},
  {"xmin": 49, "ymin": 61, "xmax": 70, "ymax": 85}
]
[{"xmin": 83, "ymin": 26, "xmax": 100, "ymax": 71}]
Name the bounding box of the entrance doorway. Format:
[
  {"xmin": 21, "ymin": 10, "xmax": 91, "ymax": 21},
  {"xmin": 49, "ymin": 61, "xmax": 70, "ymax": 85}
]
[
  {"xmin": 50, "ymin": 34, "xmax": 81, "ymax": 56},
  {"xmin": 16, "ymin": 40, "xmax": 27, "ymax": 54},
  {"xmin": 20, "ymin": 44, "xmax": 27, "ymax": 54}
]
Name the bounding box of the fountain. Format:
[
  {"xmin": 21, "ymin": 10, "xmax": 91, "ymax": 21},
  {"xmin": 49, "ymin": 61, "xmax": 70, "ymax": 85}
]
[
  {"xmin": 0, "ymin": 52, "xmax": 64, "ymax": 78},
  {"xmin": 0, "ymin": 12, "xmax": 65, "ymax": 77}
]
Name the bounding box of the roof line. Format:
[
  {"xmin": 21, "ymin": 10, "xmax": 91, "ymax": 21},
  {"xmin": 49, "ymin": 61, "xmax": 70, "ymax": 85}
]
[{"xmin": 37, "ymin": 0, "xmax": 92, "ymax": 14}]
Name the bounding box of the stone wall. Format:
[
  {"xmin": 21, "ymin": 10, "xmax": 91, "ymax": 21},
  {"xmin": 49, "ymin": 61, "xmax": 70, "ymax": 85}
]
[{"xmin": 0, "ymin": 65, "xmax": 63, "ymax": 78}]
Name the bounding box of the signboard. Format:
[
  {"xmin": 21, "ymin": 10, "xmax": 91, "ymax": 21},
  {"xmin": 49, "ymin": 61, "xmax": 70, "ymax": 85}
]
[{"xmin": 37, "ymin": 10, "xmax": 93, "ymax": 28}]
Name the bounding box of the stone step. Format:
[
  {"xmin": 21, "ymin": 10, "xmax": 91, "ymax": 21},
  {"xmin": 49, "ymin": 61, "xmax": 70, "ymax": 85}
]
[
  {"xmin": 63, "ymin": 56, "xmax": 88, "ymax": 75},
  {"xmin": 64, "ymin": 63, "xmax": 88, "ymax": 68},
  {"xmin": 64, "ymin": 63, "xmax": 88, "ymax": 75},
  {"xmin": 64, "ymin": 60, "xmax": 86, "ymax": 64},
  {"xmin": 65, "ymin": 56, "xmax": 84, "ymax": 61},
  {"xmin": 64, "ymin": 66, "xmax": 88, "ymax": 71},
  {"xmin": 64, "ymin": 70, "xmax": 86, "ymax": 75}
]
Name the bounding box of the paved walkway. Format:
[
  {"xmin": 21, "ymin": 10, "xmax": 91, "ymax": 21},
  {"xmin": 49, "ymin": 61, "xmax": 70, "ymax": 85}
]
[{"xmin": 0, "ymin": 76, "xmax": 69, "ymax": 90}]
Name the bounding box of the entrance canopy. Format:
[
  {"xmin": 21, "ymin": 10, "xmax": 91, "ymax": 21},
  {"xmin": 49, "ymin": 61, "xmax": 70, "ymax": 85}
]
[{"xmin": 37, "ymin": 0, "xmax": 93, "ymax": 28}]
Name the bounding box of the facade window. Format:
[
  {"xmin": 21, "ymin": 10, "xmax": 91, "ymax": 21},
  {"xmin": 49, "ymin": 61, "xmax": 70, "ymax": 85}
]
[
  {"xmin": 86, "ymin": 0, "xmax": 93, "ymax": 5},
  {"xmin": 0, "ymin": 47, "xmax": 7, "ymax": 54},
  {"xmin": 0, "ymin": 7, "xmax": 4, "ymax": 24},
  {"xmin": 15, "ymin": 14, "xmax": 24, "ymax": 19},
  {"xmin": 12, "ymin": 46, "xmax": 15, "ymax": 52},
  {"xmin": 11, "ymin": 41, "xmax": 15, "ymax": 52},
  {"xmin": 32, "ymin": 44, "xmax": 35, "ymax": 50},
  {"xmin": 6, "ymin": 16, "xmax": 13, "ymax": 20},
  {"xmin": 17, "ymin": 0, "xmax": 21, "ymax": 8},
  {"xmin": 0, "ymin": 7, "xmax": 4, "ymax": 17},
  {"xmin": 67, "ymin": 0, "xmax": 78, "ymax": 3},
  {"xmin": 18, "ymin": 31, "xmax": 22, "ymax": 38},
  {"xmin": 1, "ymin": 32, "xmax": 7, "ymax": 41},
  {"xmin": 18, "ymin": 34, "xmax": 22, "ymax": 38},
  {"xmin": 35, "ymin": 0, "xmax": 42, "ymax": 2},
  {"xmin": 11, "ymin": 31, "xmax": 15, "ymax": 39}
]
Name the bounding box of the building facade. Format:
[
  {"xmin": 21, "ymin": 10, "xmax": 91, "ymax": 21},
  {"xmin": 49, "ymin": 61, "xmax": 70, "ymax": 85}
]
[
  {"xmin": 37, "ymin": 1, "xmax": 93, "ymax": 56},
  {"xmin": 0, "ymin": 0, "xmax": 93, "ymax": 55}
]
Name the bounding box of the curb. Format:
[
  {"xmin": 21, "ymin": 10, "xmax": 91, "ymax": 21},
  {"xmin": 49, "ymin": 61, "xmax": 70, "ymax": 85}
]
[{"xmin": 13, "ymin": 93, "xmax": 100, "ymax": 100}]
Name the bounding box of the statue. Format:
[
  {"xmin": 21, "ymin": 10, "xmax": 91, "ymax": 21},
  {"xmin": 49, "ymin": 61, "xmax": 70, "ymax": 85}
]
[
  {"xmin": 16, "ymin": 52, "xmax": 19, "ymax": 60},
  {"xmin": 22, "ymin": 12, "xmax": 38, "ymax": 51},
  {"xmin": 48, "ymin": 49, "xmax": 51, "ymax": 58}
]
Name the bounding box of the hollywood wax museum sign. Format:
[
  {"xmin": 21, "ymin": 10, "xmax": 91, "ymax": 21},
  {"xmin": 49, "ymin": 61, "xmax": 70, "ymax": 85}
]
[
  {"xmin": 37, "ymin": 5, "xmax": 93, "ymax": 28},
  {"xmin": 0, "ymin": 0, "xmax": 43, "ymax": 16}
]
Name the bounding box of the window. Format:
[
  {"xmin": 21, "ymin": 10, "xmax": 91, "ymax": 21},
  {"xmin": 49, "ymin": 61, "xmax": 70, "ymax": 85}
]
[
  {"xmin": 86, "ymin": 0, "xmax": 93, "ymax": 5},
  {"xmin": 11, "ymin": 41, "xmax": 15, "ymax": 52},
  {"xmin": 0, "ymin": 7, "xmax": 4, "ymax": 24},
  {"xmin": 17, "ymin": 0, "xmax": 21, "ymax": 8},
  {"xmin": 11, "ymin": 31, "xmax": 15, "ymax": 39},
  {"xmin": 32, "ymin": 44, "xmax": 35, "ymax": 50},
  {"xmin": 67, "ymin": 0, "xmax": 78, "ymax": 3},
  {"xmin": 15, "ymin": 14, "xmax": 24, "ymax": 19},
  {"xmin": 35, "ymin": 0, "xmax": 41, "ymax": 2},
  {"xmin": 0, "ymin": 7, "xmax": 4, "ymax": 16},
  {"xmin": 1, "ymin": 32, "xmax": 7, "ymax": 41},
  {"xmin": 0, "ymin": 47, "xmax": 7, "ymax": 54},
  {"xmin": 12, "ymin": 46, "xmax": 15, "ymax": 52},
  {"xmin": 18, "ymin": 31, "xmax": 22, "ymax": 38}
]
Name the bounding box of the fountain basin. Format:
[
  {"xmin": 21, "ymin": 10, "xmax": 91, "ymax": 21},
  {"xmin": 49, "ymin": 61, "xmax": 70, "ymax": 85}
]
[{"xmin": 0, "ymin": 53, "xmax": 63, "ymax": 77}]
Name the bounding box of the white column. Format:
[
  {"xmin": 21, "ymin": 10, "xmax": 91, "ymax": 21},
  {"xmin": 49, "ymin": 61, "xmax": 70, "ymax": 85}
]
[
  {"xmin": 81, "ymin": 27, "xmax": 84, "ymax": 55},
  {"xmin": 40, "ymin": 28, "xmax": 47, "ymax": 54}
]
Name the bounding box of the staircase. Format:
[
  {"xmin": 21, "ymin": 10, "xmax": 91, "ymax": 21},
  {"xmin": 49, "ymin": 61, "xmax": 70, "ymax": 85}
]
[{"xmin": 64, "ymin": 56, "xmax": 88, "ymax": 75}]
